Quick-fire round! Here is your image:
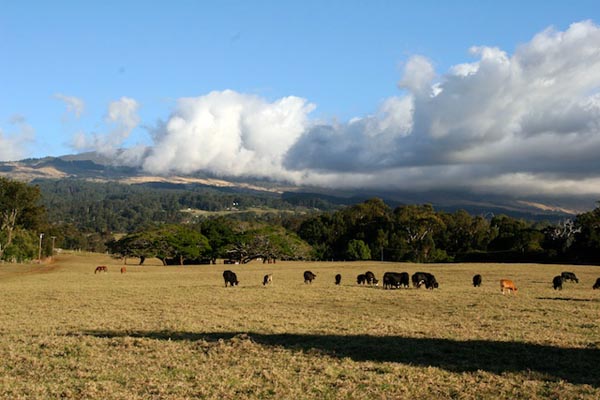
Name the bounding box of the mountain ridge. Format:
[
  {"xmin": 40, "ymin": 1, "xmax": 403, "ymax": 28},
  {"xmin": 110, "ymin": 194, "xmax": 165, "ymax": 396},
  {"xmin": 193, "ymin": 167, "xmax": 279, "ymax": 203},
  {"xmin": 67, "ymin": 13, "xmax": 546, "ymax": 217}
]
[{"xmin": 1, "ymin": 153, "xmax": 596, "ymax": 220}]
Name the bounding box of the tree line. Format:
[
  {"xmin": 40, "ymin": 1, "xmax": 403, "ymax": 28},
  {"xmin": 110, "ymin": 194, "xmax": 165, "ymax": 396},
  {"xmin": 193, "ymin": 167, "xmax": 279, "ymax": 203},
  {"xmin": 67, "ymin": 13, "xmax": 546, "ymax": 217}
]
[{"xmin": 2, "ymin": 177, "xmax": 600, "ymax": 265}]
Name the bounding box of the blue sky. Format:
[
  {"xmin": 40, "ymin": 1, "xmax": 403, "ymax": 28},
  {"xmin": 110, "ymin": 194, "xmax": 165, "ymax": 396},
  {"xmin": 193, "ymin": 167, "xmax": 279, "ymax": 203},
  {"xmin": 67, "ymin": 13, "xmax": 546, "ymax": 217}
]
[{"xmin": 2, "ymin": 1, "xmax": 600, "ymax": 195}]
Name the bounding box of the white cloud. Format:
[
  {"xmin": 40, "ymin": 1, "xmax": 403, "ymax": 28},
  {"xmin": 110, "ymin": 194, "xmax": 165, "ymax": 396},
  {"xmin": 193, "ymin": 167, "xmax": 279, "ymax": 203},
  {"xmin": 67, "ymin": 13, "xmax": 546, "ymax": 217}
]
[
  {"xmin": 0, "ymin": 115, "xmax": 34, "ymax": 161},
  {"xmin": 72, "ymin": 97, "xmax": 140, "ymax": 157},
  {"xmin": 141, "ymin": 90, "xmax": 314, "ymax": 180},
  {"xmin": 282, "ymin": 20, "xmax": 600, "ymax": 195},
  {"xmin": 86, "ymin": 20, "xmax": 600, "ymax": 196},
  {"xmin": 55, "ymin": 93, "xmax": 85, "ymax": 118}
]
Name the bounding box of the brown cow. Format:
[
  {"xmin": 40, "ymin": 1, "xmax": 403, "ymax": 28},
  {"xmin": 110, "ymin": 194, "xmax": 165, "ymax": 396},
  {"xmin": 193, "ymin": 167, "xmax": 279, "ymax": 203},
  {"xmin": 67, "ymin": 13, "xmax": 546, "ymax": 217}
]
[
  {"xmin": 95, "ymin": 266, "xmax": 107, "ymax": 274},
  {"xmin": 121, "ymin": 267, "xmax": 127, "ymax": 274},
  {"xmin": 500, "ymin": 279, "xmax": 518, "ymax": 295}
]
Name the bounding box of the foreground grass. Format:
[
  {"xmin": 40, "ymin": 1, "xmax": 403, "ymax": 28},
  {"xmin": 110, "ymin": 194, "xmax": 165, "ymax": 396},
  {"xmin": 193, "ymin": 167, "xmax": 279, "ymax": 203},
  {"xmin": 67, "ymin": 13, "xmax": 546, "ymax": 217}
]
[{"xmin": 0, "ymin": 253, "xmax": 599, "ymax": 399}]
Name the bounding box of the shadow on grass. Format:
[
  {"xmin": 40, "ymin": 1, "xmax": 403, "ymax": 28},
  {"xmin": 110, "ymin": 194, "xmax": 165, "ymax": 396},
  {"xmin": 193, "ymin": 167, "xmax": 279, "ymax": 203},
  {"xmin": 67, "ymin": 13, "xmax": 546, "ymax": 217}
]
[
  {"xmin": 81, "ymin": 330, "xmax": 599, "ymax": 387},
  {"xmin": 537, "ymin": 297, "xmax": 600, "ymax": 303}
]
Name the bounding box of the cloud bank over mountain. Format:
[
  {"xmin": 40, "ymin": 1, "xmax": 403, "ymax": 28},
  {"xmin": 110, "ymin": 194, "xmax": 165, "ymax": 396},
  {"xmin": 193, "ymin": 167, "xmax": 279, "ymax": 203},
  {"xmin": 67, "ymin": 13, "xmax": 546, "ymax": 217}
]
[{"xmin": 71, "ymin": 21, "xmax": 600, "ymax": 195}]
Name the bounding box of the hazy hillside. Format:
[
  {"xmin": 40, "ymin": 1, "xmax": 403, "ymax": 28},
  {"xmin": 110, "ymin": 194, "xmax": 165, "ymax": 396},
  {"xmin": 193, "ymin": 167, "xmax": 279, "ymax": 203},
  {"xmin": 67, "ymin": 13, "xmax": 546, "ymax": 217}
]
[{"xmin": 0, "ymin": 152, "xmax": 596, "ymax": 221}]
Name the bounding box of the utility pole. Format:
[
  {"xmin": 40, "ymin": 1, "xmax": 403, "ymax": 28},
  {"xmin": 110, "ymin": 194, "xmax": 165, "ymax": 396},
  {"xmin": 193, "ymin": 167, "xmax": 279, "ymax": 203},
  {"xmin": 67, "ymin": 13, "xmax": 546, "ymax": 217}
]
[
  {"xmin": 38, "ymin": 233, "xmax": 44, "ymax": 263},
  {"xmin": 51, "ymin": 236, "xmax": 56, "ymax": 261}
]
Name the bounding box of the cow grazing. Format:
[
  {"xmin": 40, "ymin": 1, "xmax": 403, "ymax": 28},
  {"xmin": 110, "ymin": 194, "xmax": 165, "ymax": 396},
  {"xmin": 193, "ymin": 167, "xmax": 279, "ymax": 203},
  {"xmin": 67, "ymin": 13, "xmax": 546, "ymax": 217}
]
[
  {"xmin": 335, "ymin": 274, "xmax": 342, "ymax": 285},
  {"xmin": 357, "ymin": 274, "xmax": 367, "ymax": 285},
  {"xmin": 423, "ymin": 273, "xmax": 439, "ymax": 290},
  {"xmin": 593, "ymin": 278, "xmax": 600, "ymax": 290},
  {"xmin": 304, "ymin": 271, "xmax": 316, "ymax": 284},
  {"xmin": 263, "ymin": 274, "xmax": 273, "ymax": 286},
  {"xmin": 411, "ymin": 272, "xmax": 438, "ymax": 289},
  {"xmin": 500, "ymin": 279, "xmax": 517, "ymax": 294},
  {"xmin": 411, "ymin": 272, "xmax": 428, "ymax": 288},
  {"xmin": 383, "ymin": 272, "xmax": 409, "ymax": 289},
  {"xmin": 561, "ymin": 271, "xmax": 579, "ymax": 283},
  {"xmin": 94, "ymin": 266, "xmax": 107, "ymax": 274},
  {"xmin": 473, "ymin": 274, "xmax": 482, "ymax": 287},
  {"xmin": 365, "ymin": 271, "xmax": 379, "ymax": 286},
  {"xmin": 223, "ymin": 270, "xmax": 239, "ymax": 287},
  {"xmin": 552, "ymin": 275, "xmax": 563, "ymax": 290},
  {"xmin": 120, "ymin": 267, "xmax": 126, "ymax": 274}
]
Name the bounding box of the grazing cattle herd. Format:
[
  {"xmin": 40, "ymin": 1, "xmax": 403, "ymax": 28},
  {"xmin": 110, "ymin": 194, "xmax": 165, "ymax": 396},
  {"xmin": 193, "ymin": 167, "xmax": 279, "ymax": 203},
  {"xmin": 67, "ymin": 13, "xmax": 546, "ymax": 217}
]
[{"xmin": 94, "ymin": 264, "xmax": 600, "ymax": 293}]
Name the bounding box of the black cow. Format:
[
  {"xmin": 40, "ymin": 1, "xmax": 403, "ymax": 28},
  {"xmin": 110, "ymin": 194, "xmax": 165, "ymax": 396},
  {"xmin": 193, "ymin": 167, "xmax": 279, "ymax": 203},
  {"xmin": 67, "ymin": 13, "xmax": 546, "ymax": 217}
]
[
  {"xmin": 473, "ymin": 274, "xmax": 482, "ymax": 287},
  {"xmin": 223, "ymin": 270, "xmax": 239, "ymax": 287},
  {"xmin": 412, "ymin": 272, "xmax": 438, "ymax": 289},
  {"xmin": 593, "ymin": 278, "xmax": 600, "ymax": 290},
  {"xmin": 335, "ymin": 274, "xmax": 342, "ymax": 285},
  {"xmin": 263, "ymin": 274, "xmax": 273, "ymax": 286},
  {"xmin": 411, "ymin": 272, "xmax": 428, "ymax": 288},
  {"xmin": 553, "ymin": 275, "xmax": 563, "ymax": 290},
  {"xmin": 365, "ymin": 271, "xmax": 379, "ymax": 286},
  {"xmin": 424, "ymin": 273, "xmax": 439, "ymax": 290},
  {"xmin": 561, "ymin": 271, "xmax": 579, "ymax": 283},
  {"xmin": 304, "ymin": 270, "xmax": 316, "ymax": 284},
  {"xmin": 357, "ymin": 274, "xmax": 367, "ymax": 285},
  {"xmin": 382, "ymin": 272, "xmax": 408, "ymax": 289}
]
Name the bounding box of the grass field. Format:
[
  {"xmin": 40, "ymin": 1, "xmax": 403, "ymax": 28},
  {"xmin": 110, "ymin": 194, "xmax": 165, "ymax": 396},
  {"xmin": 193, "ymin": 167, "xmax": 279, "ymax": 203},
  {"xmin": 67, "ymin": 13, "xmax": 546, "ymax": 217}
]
[{"xmin": 0, "ymin": 253, "xmax": 599, "ymax": 399}]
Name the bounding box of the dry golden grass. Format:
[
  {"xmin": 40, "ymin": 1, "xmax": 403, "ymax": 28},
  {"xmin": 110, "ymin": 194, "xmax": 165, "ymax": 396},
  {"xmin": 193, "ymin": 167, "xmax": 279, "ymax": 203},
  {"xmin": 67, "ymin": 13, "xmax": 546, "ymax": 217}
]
[{"xmin": 0, "ymin": 253, "xmax": 599, "ymax": 399}]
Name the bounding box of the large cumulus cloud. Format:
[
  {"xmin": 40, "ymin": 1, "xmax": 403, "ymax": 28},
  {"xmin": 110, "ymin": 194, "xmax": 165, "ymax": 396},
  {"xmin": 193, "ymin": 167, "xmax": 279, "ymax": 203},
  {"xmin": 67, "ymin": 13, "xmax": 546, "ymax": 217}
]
[
  {"xmin": 284, "ymin": 20, "xmax": 600, "ymax": 195},
  {"xmin": 82, "ymin": 20, "xmax": 600, "ymax": 196},
  {"xmin": 141, "ymin": 90, "xmax": 315, "ymax": 180}
]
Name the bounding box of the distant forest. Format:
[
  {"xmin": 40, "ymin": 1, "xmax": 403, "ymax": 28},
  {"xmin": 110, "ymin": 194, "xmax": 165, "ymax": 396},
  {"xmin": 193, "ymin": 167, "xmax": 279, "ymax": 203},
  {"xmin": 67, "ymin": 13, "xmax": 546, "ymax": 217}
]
[{"xmin": 2, "ymin": 178, "xmax": 600, "ymax": 265}]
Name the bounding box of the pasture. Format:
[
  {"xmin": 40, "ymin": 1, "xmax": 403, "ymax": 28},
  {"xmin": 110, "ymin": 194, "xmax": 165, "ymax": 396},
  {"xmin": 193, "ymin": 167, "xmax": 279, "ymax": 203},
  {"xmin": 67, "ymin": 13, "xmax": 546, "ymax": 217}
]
[{"xmin": 0, "ymin": 253, "xmax": 599, "ymax": 399}]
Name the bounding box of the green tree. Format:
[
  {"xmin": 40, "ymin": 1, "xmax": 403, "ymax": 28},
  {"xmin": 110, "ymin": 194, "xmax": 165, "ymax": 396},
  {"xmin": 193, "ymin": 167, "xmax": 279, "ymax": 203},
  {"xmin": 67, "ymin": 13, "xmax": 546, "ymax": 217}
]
[
  {"xmin": 0, "ymin": 178, "xmax": 46, "ymax": 261},
  {"xmin": 152, "ymin": 225, "xmax": 211, "ymax": 265},
  {"xmin": 392, "ymin": 204, "xmax": 446, "ymax": 262},
  {"xmin": 346, "ymin": 239, "xmax": 372, "ymax": 260}
]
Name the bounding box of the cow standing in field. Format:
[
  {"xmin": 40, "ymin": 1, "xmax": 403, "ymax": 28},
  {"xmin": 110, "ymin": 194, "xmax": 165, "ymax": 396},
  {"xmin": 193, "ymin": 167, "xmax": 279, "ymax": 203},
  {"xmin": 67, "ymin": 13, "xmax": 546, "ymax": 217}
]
[
  {"xmin": 223, "ymin": 270, "xmax": 239, "ymax": 287},
  {"xmin": 412, "ymin": 272, "xmax": 428, "ymax": 288},
  {"xmin": 263, "ymin": 274, "xmax": 273, "ymax": 286},
  {"xmin": 365, "ymin": 271, "xmax": 379, "ymax": 286},
  {"xmin": 553, "ymin": 275, "xmax": 563, "ymax": 290},
  {"xmin": 500, "ymin": 279, "xmax": 517, "ymax": 294},
  {"xmin": 335, "ymin": 274, "xmax": 342, "ymax": 285},
  {"xmin": 95, "ymin": 266, "xmax": 107, "ymax": 274},
  {"xmin": 120, "ymin": 267, "xmax": 126, "ymax": 274},
  {"xmin": 473, "ymin": 274, "xmax": 482, "ymax": 287},
  {"xmin": 357, "ymin": 274, "xmax": 367, "ymax": 285},
  {"xmin": 383, "ymin": 272, "xmax": 409, "ymax": 289},
  {"xmin": 304, "ymin": 271, "xmax": 316, "ymax": 284},
  {"xmin": 411, "ymin": 272, "xmax": 438, "ymax": 289},
  {"xmin": 561, "ymin": 272, "xmax": 579, "ymax": 283},
  {"xmin": 383, "ymin": 272, "xmax": 400, "ymax": 289},
  {"xmin": 423, "ymin": 273, "xmax": 439, "ymax": 289},
  {"xmin": 593, "ymin": 278, "xmax": 600, "ymax": 290}
]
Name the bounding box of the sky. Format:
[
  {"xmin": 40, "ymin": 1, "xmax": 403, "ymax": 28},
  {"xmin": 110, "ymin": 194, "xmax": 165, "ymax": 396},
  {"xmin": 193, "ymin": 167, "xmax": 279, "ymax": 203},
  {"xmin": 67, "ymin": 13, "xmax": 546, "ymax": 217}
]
[{"xmin": 2, "ymin": 1, "xmax": 600, "ymax": 196}]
